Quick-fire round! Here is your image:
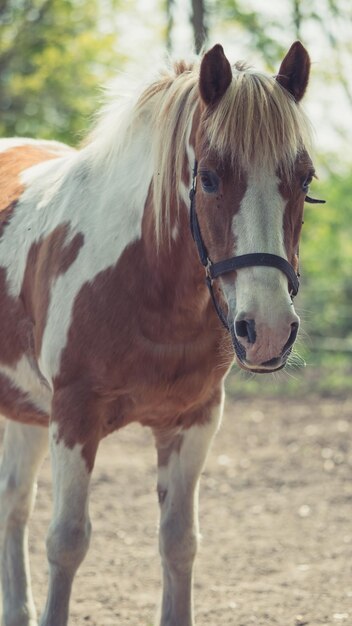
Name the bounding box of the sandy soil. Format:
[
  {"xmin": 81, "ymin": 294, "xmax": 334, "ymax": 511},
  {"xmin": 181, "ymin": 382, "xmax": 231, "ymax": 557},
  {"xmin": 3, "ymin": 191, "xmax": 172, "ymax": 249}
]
[{"xmin": 2, "ymin": 394, "xmax": 352, "ymax": 625}]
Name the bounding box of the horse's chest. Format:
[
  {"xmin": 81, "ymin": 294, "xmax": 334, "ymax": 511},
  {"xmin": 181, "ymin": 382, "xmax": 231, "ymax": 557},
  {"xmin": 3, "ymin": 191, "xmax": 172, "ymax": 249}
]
[{"xmin": 100, "ymin": 340, "xmax": 230, "ymax": 431}]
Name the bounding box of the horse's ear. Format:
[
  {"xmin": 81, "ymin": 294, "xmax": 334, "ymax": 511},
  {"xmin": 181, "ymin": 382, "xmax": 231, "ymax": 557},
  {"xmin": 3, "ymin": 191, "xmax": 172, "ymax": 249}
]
[
  {"xmin": 276, "ymin": 41, "xmax": 310, "ymax": 102},
  {"xmin": 199, "ymin": 44, "xmax": 232, "ymax": 106}
]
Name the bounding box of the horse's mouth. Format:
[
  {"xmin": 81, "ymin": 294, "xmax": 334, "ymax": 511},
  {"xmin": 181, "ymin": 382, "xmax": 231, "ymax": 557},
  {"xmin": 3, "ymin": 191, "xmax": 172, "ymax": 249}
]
[
  {"xmin": 231, "ymin": 332, "xmax": 291, "ymax": 374},
  {"xmin": 236, "ymin": 358, "xmax": 286, "ymax": 374}
]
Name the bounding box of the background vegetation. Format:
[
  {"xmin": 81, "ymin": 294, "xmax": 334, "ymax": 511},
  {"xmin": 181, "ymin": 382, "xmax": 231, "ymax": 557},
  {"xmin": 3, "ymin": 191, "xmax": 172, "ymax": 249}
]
[{"xmin": 0, "ymin": 0, "xmax": 351, "ymax": 396}]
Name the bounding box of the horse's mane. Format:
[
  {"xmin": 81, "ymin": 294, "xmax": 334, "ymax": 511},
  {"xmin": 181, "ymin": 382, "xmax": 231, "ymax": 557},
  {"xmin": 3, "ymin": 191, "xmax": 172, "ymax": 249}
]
[{"xmin": 86, "ymin": 57, "xmax": 312, "ymax": 240}]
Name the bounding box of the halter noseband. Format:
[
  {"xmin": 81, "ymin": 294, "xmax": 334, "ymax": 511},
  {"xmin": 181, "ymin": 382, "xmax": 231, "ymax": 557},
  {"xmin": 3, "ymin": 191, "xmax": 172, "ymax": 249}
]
[{"xmin": 189, "ymin": 161, "xmax": 300, "ymax": 331}]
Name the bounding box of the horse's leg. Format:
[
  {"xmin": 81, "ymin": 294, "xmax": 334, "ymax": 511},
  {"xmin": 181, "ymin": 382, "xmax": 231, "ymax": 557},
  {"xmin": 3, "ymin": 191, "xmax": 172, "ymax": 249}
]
[
  {"xmin": 154, "ymin": 392, "xmax": 224, "ymax": 626},
  {"xmin": 39, "ymin": 411, "xmax": 99, "ymax": 626},
  {"xmin": 0, "ymin": 421, "xmax": 48, "ymax": 626}
]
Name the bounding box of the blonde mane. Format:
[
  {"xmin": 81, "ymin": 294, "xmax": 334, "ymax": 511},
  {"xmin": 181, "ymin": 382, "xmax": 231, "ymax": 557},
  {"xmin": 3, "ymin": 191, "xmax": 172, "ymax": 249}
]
[
  {"xmin": 135, "ymin": 64, "xmax": 199, "ymax": 242},
  {"xmin": 88, "ymin": 57, "xmax": 312, "ymax": 241}
]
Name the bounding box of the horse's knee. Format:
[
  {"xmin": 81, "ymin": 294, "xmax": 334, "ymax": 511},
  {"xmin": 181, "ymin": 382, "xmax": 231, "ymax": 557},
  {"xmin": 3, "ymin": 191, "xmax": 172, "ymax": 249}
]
[
  {"xmin": 46, "ymin": 519, "xmax": 92, "ymax": 570},
  {"xmin": 159, "ymin": 516, "xmax": 198, "ymax": 572},
  {"xmin": 0, "ymin": 473, "xmax": 33, "ymax": 526}
]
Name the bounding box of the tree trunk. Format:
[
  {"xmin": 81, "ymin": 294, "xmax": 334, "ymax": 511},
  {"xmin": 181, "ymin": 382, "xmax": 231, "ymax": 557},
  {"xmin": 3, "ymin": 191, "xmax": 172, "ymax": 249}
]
[
  {"xmin": 166, "ymin": 0, "xmax": 174, "ymax": 53},
  {"xmin": 292, "ymin": 0, "xmax": 302, "ymax": 40},
  {"xmin": 191, "ymin": 0, "xmax": 207, "ymax": 54}
]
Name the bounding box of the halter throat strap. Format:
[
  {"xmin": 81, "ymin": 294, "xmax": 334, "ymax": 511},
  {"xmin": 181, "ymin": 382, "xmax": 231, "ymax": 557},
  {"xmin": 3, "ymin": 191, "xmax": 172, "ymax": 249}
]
[{"xmin": 189, "ymin": 161, "xmax": 300, "ymax": 329}]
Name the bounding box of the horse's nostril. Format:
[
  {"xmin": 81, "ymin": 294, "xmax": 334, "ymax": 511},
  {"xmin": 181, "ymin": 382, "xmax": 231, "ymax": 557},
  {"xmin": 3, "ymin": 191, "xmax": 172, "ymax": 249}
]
[
  {"xmin": 284, "ymin": 321, "xmax": 299, "ymax": 352},
  {"xmin": 235, "ymin": 318, "xmax": 256, "ymax": 344},
  {"xmin": 290, "ymin": 321, "xmax": 299, "ymax": 343}
]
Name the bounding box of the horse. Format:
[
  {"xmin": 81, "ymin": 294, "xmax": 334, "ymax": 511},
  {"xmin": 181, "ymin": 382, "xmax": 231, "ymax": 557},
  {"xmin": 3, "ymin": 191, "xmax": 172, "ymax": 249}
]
[{"xmin": 0, "ymin": 41, "xmax": 320, "ymax": 626}]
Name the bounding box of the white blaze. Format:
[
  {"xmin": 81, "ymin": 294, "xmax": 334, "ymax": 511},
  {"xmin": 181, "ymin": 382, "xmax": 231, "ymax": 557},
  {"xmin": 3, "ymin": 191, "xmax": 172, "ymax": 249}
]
[{"xmin": 226, "ymin": 168, "xmax": 293, "ymax": 325}]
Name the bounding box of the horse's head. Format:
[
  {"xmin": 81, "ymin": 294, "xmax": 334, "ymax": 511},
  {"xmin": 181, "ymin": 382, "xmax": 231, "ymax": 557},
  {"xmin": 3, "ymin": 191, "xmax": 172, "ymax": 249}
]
[{"xmin": 192, "ymin": 42, "xmax": 314, "ymax": 373}]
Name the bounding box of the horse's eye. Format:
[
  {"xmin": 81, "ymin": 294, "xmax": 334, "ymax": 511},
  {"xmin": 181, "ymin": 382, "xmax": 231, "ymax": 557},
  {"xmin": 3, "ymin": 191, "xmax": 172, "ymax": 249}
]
[
  {"xmin": 200, "ymin": 170, "xmax": 219, "ymax": 193},
  {"xmin": 302, "ymin": 174, "xmax": 313, "ymax": 193}
]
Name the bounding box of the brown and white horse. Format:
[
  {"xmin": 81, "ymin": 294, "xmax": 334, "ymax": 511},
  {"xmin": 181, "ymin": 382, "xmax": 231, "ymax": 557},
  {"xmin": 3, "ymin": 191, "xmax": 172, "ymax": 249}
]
[{"xmin": 0, "ymin": 42, "xmax": 317, "ymax": 626}]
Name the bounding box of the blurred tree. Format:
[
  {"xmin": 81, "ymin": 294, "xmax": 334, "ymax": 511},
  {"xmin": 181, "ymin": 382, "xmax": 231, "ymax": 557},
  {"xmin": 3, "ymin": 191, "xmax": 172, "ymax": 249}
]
[
  {"xmin": 191, "ymin": 0, "xmax": 207, "ymax": 53},
  {"xmin": 166, "ymin": 0, "xmax": 174, "ymax": 51},
  {"xmin": 0, "ymin": 0, "xmax": 122, "ymax": 144},
  {"xmin": 165, "ymin": 0, "xmax": 207, "ymax": 54}
]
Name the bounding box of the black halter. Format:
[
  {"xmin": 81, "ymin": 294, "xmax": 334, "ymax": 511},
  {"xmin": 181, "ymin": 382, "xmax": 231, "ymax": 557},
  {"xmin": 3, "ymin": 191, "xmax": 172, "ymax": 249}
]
[{"xmin": 189, "ymin": 161, "xmax": 300, "ymax": 331}]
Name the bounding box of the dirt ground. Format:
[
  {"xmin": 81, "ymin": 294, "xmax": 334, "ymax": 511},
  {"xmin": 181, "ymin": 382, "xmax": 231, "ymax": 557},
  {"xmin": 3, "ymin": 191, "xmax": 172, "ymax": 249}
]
[{"xmin": 2, "ymin": 394, "xmax": 352, "ymax": 626}]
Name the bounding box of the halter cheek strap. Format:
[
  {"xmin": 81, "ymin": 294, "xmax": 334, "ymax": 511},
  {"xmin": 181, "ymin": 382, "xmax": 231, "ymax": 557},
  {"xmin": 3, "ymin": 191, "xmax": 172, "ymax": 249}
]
[{"xmin": 189, "ymin": 161, "xmax": 300, "ymax": 331}]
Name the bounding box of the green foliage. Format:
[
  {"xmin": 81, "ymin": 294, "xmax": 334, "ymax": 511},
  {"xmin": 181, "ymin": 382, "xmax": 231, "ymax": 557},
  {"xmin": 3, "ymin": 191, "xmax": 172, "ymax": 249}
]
[
  {"xmin": 0, "ymin": 0, "xmax": 123, "ymax": 144},
  {"xmin": 300, "ymin": 171, "xmax": 352, "ymax": 339}
]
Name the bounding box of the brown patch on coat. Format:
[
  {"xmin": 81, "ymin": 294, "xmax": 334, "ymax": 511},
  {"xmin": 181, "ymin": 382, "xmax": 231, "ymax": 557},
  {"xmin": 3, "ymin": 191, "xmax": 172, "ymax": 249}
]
[
  {"xmin": 0, "ymin": 145, "xmax": 63, "ymax": 236},
  {"xmin": 0, "ymin": 373, "xmax": 49, "ymax": 426},
  {"xmin": 0, "ymin": 266, "xmax": 28, "ymax": 367},
  {"xmin": 0, "ymin": 223, "xmax": 83, "ymax": 374},
  {"xmin": 20, "ymin": 224, "xmax": 84, "ymax": 359},
  {"xmin": 51, "ymin": 381, "xmax": 102, "ymax": 472}
]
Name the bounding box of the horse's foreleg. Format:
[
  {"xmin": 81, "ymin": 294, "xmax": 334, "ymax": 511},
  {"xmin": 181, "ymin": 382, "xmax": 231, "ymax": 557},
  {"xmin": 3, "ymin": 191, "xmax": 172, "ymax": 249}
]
[
  {"xmin": 0, "ymin": 421, "xmax": 48, "ymax": 626},
  {"xmin": 154, "ymin": 390, "xmax": 224, "ymax": 626},
  {"xmin": 39, "ymin": 403, "xmax": 99, "ymax": 626}
]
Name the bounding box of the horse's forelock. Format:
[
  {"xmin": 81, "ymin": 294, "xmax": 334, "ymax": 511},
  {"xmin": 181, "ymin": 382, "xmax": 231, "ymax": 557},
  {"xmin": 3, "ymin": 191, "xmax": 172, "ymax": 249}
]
[{"xmin": 203, "ymin": 68, "xmax": 312, "ymax": 176}]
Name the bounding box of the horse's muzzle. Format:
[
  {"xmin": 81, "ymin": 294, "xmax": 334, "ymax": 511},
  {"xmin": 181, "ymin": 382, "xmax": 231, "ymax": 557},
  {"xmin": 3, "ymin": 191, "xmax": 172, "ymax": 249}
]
[{"xmin": 230, "ymin": 321, "xmax": 298, "ymax": 374}]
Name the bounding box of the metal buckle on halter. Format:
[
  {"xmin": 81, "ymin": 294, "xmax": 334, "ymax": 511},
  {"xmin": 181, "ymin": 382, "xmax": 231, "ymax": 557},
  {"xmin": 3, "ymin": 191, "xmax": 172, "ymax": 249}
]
[{"xmin": 205, "ymin": 258, "xmax": 213, "ymax": 282}]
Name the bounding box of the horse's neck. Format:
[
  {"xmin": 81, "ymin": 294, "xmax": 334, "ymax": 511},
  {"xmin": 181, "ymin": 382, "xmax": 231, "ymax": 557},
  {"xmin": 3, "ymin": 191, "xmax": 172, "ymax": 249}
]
[
  {"xmin": 51, "ymin": 129, "xmax": 212, "ymax": 335},
  {"xmin": 139, "ymin": 191, "xmax": 214, "ymax": 341},
  {"xmin": 56, "ymin": 143, "xmax": 210, "ymax": 329}
]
